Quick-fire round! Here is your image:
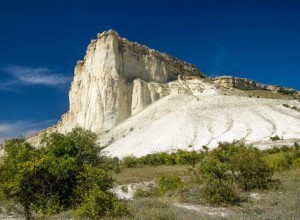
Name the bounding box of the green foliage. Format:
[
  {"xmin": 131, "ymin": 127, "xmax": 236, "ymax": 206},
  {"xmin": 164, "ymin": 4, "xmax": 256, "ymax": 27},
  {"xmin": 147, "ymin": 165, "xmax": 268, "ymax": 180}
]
[
  {"xmin": 233, "ymin": 147, "xmax": 273, "ymax": 190},
  {"xmin": 199, "ymin": 157, "xmax": 239, "ymax": 205},
  {"xmin": 264, "ymin": 153, "xmax": 292, "ymax": 171},
  {"xmin": 156, "ymin": 174, "xmax": 185, "ymax": 194},
  {"xmin": 175, "ymin": 150, "xmax": 202, "ymax": 165},
  {"xmin": 278, "ymin": 88, "xmax": 295, "ymax": 95},
  {"xmin": 283, "ymin": 103, "xmax": 290, "ymax": 108},
  {"xmin": 202, "ymin": 178, "xmax": 238, "ymax": 205},
  {"xmin": 122, "ymin": 150, "xmax": 203, "ymax": 167},
  {"xmin": 121, "ymin": 185, "xmax": 129, "ymax": 193},
  {"xmin": 292, "ymin": 158, "xmax": 300, "ymax": 168},
  {"xmin": 198, "ymin": 142, "xmax": 273, "ymax": 204},
  {"xmin": 76, "ymin": 188, "xmax": 127, "ymax": 219},
  {"xmin": 123, "ymin": 156, "xmax": 140, "ymax": 168},
  {"xmin": 0, "ymin": 138, "xmax": 36, "ymax": 219},
  {"xmin": 0, "ymin": 128, "xmax": 126, "ymax": 219},
  {"xmin": 262, "ymin": 144, "xmax": 300, "ymax": 172},
  {"xmin": 270, "ymin": 135, "xmax": 281, "ymax": 141}
]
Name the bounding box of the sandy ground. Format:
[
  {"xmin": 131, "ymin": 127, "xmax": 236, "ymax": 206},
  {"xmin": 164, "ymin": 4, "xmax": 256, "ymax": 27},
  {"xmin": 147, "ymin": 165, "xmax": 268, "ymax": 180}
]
[
  {"xmin": 111, "ymin": 181, "xmax": 155, "ymax": 200},
  {"xmin": 102, "ymin": 94, "xmax": 300, "ymax": 158}
]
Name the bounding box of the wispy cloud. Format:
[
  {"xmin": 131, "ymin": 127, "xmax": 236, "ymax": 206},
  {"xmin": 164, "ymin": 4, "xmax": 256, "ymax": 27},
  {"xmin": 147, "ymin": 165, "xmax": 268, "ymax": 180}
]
[
  {"xmin": 0, "ymin": 120, "xmax": 55, "ymax": 144},
  {"xmin": 0, "ymin": 81, "xmax": 18, "ymax": 91},
  {"xmin": 1, "ymin": 66, "xmax": 71, "ymax": 88}
]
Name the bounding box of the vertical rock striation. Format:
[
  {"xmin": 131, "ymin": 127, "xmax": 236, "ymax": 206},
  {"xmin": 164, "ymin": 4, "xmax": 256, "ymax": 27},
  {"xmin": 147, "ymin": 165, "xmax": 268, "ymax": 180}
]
[{"xmin": 45, "ymin": 30, "xmax": 204, "ymax": 135}]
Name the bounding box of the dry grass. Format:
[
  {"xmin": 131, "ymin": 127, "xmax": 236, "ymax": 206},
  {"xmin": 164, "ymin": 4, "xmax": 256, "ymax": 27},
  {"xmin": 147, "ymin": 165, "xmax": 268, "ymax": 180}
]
[
  {"xmin": 115, "ymin": 165, "xmax": 190, "ymax": 185},
  {"xmin": 113, "ymin": 166, "xmax": 300, "ymax": 220},
  {"xmin": 2, "ymin": 167, "xmax": 299, "ymax": 219},
  {"xmin": 229, "ymin": 168, "xmax": 300, "ymax": 219}
]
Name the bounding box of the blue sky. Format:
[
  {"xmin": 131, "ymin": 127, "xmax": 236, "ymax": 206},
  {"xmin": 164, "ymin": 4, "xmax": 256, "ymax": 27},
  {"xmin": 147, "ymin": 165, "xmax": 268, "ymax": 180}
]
[{"xmin": 0, "ymin": 0, "xmax": 299, "ymax": 142}]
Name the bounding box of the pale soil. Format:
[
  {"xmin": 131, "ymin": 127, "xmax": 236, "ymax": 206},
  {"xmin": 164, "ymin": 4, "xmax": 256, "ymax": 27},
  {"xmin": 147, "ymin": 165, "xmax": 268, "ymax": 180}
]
[
  {"xmin": 102, "ymin": 94, "xmax": 300, "ymax": 158},
  {"xmin": 111, "ymin": 181, "xmax": 154, "ymax": 200}
]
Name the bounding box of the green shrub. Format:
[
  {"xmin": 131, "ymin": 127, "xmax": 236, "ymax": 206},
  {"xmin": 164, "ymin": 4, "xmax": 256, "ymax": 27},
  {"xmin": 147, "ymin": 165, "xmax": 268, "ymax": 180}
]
[
  {"xmin": 283, "ymin": 104, "xmax": 290, "ymax": 108},
  {"xmin": 270, "ymin": 135, "xmax": 281, "ymax": 141},
  {"xmin": 175, "ymin": 150, "xmax": 203, "ymax": 165},
  {"xmin": 121, "ymin": 150, "xmax": 203, "ymax": 167},
  {"xmin": 202, "ymin": 178, "xmax": 238, "ymax": 205},
  {"xmin": 156, "ymin": 174, "xmax": 185, "ymax": 194},
  {"xmin": 198, "ymin": 142, "xmax": 274, "ymax": 205},
  {"xmin": 141, "ymin": 153, "xmax": 169, "ymax": 166},
  {"xmin": 123, "ymin": 156, "xmax": 139, "ymax": 168},
  {"xmin": 292, "ymin": 158, "xmax": 300, "ymax": 168},
  {"xmin": 76, "ymin": 188, "xmax": 128, "ymax": 219},
  {"xmin": 263, "ymin": 153, "xmax": 291, "ymax": 171},
  {"xmin": 233, "ymin": 147, "xmax": 273, "ymax": 190},
  {"xmin": 120, "ymin": 185, "xmax": 128, "ymax": 193},
  {"xmin": 278, "ymin": 88, "xmax": 295, "ymax": 95},
  {"xmin": 0, "ymin": 128, "xmax": 126, "ymax": 220},
  {"xmin": 199, "ymin": 157, "xmax": 239, "ymax": 204}
]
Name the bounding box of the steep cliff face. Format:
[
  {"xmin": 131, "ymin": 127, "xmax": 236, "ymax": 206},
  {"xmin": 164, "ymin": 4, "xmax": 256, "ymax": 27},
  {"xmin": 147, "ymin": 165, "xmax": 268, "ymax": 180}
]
[
  {"xmin": 27, "ymin": 30, "xmax": 300, "ymax": 155},
  {"xmin": 45, "ymin": 30, "xmax": 205, "ymax": 134}
]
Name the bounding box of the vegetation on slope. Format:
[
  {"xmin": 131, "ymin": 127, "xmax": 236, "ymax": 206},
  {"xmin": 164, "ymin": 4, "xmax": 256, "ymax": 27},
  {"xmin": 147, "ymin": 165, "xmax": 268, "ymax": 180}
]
[
  {"xmin": 0, "ymin": 130, "xmax": 299, "ymax": 219},
  {"xmin": 0, "ymin": 128, "xmax": 127, "ymax": 219},
  {"xmin": 120, "ymin": 141, "xmax": 300, "ymax": 207}
]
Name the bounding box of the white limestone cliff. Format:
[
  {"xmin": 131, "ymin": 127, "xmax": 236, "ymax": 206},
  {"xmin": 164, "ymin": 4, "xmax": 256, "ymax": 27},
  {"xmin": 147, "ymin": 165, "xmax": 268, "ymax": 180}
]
[
  {"xmin": 30, "ymin": 30, "xmax": 205, "ymax": 139},
  {"xmin": 27, "ymin": 30, "xmax": 300, "ymax": 155}
]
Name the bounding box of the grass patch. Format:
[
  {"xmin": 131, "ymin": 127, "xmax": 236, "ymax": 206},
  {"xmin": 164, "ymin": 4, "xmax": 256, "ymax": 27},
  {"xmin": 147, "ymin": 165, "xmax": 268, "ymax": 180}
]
[{"xmin": 115, "ymin": 165, "xmax": 190, "ymax": 185}]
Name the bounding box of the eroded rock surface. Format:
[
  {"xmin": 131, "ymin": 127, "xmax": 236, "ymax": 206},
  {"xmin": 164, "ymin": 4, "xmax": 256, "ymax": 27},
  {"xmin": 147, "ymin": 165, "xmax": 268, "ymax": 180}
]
[
  {"xmin": 27, "ymin": 30, "xmax": 300, "ymax": 153},
  {"xmin": 28, "ymin": 30, "xmax": 206, "ymax": 143}
]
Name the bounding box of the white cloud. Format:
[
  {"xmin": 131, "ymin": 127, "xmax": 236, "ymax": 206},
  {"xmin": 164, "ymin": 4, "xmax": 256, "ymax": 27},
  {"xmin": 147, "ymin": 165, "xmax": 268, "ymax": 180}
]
[
  {"xmin": 3, "ymin": 66, "xmax": 71, "ymax": 87},
  {"xmin": 0, "ymin": 120, "xmax": 55, "ymax": 144}
]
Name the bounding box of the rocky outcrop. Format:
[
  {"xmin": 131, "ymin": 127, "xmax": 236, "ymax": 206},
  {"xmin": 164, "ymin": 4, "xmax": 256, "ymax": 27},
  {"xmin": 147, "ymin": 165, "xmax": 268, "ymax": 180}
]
[
  {"xmin": 29, "ymin": 30, "xmax": 205, "ymax": 141},
  {"xmin": 26, "ymin": 30, "xmax": 300, "ymax": 152},
  {"xmin": 212, "ymin": 76, "xmax": 268, "ymax": 90},
  {"xmin": 212, "ymin": 76, "xmax": 299, "ymax": 97}
]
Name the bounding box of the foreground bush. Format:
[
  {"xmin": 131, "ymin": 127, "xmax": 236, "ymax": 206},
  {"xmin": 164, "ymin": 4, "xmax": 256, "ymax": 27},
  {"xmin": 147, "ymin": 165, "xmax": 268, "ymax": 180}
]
[
  {"xmin": 76, "ymin": 188, "xmax": 127, "ymax": 219},
  {"xmin": 0, "ymin": 128, "xmax": 126, "ymax": 219},
  {"xmin": 199, "ymin": 142, "xmax": 273, "ymax": 204},
  {"xmin": 233, "ymin": 146, "xmax": 273, "ymax": 190},
  {"xmin": 199, "ymin": 158, "xmax": 239, "ymax": 205}
]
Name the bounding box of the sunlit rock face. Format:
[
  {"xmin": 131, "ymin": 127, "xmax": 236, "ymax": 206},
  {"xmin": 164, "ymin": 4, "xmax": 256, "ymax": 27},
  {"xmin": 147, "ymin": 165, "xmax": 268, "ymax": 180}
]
[
  {"xmin": 44, "ymin": 30, "xmax": 205, "ymax": 134},
  {"xmin": 27, "ymin": 30, "xmax": 300, "ymax": 155}
]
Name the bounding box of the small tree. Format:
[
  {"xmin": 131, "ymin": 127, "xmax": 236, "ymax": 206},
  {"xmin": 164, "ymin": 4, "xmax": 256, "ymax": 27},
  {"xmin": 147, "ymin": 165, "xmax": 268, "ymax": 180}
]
[
  {"xmin": 0, "ymin": 128, "xmax": 127, "ymax": 219},
  {"xmin": 233, "ymin": 147, "xmax": 273, "ymax": 190},
  {"xmin": 199, "ymin": 157, "xmax": 239, "ymax": 205},
  {"xmin": 0, "ymin": 138, "xmax": 37, "ymax": 219},
  {"xmin": 198, "ymin": 142, "xmax": 274, "ymax": 205}
]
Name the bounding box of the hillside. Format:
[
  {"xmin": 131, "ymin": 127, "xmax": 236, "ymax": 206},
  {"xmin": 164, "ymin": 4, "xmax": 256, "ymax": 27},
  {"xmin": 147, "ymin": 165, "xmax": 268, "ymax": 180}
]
[{"xmin": 27, "ymin": 30, "xmax": 300, "ymax": 157}]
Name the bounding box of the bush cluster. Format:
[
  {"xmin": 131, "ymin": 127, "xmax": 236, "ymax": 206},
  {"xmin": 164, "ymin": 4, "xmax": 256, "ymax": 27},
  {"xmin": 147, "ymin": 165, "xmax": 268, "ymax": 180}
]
[
  {"xmin": 198, "ymin": 142, "xmax": 274, "ymax": 205},
  {"xmin": 0, "ymin": 128, "xmax": 127, "ymax": 220},
  {"xmin": 262, "ymin": 143, "xmax": 300, "ymax": 171},
  {"xmin": 156, "ymin": 174, "xmax": 185, "ymax": 194},
  {"xmin": 270, "ymin": 135, "xmax": 281, "ymax": 141},
  {"xmin": 122, "ymin": 150, "xmax": 203, "ymax": 167}
]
